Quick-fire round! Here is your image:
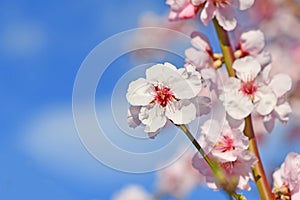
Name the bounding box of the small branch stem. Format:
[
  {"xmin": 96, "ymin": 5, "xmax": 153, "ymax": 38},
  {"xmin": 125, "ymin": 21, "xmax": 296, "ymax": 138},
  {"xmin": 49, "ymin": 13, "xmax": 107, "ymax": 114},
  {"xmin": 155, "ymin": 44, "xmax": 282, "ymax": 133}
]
[
  {"xmin": 244, "ymin": 116, "xmax": 273, "ymax": 200},
  {"xmin": 212, "ymin": 18, "xmax": 273, "ymax": 200},
  {"xmin": 212, "ymin": 18, "xmax": 235, "ymax": 77},
  {"xmin": 178, "ymin": 124, "xmax": 213, "ymax": 167}
]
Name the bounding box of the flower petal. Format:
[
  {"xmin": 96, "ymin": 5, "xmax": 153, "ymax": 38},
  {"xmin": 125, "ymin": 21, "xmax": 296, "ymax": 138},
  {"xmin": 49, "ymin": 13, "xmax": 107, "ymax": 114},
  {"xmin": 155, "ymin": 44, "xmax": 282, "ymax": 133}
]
[
  {"xmin": 269, "ymin": 74, "xmax": 292, "ymax": 97},
  {"xmin": 255, "ymin": 86, "xmax": 277, "ymax": 116},
  {"xmin": 178, "ymin": 64, "xmax": 203, "ymax": 95},
  {"xmin": 190, "ymin": 32, "xmax": 211, "ymax": 51},
  {"xmin": 222, "ymin": 92, "xmax": 253, "ymax": 120},
  {"xmin": 126, "ymin": 78, "xmax": 154, "ymax": 106},
  {"xmin": 185, "ymin": 48, "xmax": 210, "ymax": 69},
  {"xmin": 235, "ymin": 0, "xmax": 255, "ymax": 10},
  {"xmin": 200, "ymin": 0, "xmax": 216, "ymax": 26},
  {"xmin": 215, "ymin": 6, "xmax": 237, "ymax": 31},
  {"xmin": 190, "ymin": 96, "xmax": 211, "ymax": 117},
  {"xmin": 274, "ymin": 101, "xmax": 292, "ymax": 122},
  {"xmin": 146, "ymin": 62, "xmax": 177, "ymax": 83},
  {"xmin": 127, "ymin": 106, "xmax": 142, "ymax": 128},
  {"xmin": 240, "ymin": 30, "xmax": 265, "ymax": 54},
  {"xmin": 233, "ymin": 56, "xmax": 261, "ymax": 82},
  {"xmin": 139, "ymin": 104, "xmax": 167, "ymax": 132},
  {"xmin": 165, "ymin": 100, "xmax": 196, "ymax": 124},
  {"xmin": 263, "ymin": 114, "xmax": 275, "ymax": 133}
]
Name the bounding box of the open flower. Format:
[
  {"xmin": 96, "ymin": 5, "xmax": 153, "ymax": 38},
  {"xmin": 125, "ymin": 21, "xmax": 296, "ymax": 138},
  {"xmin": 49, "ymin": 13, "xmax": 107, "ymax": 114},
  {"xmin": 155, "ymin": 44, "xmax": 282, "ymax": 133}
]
[
  {"xmin": 192, "ymin": 119, "xmax": 256, "ymax": 190},
  {"xmin": 193, "ymin": 0, "xmax": 255, "ymax": 31},
  {"xmin": 272, "ymin": 152, "xmax": 300, "ymax": 200},
  {"xmin": 126, "ymin": 62, "xmax": 210, "ymax": 135},
  {"xmin": 166, "ymin": 0, "xmax": 254, "ymax": 31},
  {"xmin": 166, "ymin": 0, "xmax": 199, "ymax": 21},
  {"xmin": 221, "ymin": 56, "xmax": 291, "ymax": 122},
  {"xmin": 236, "ymin": 30, "xmax": 272, "ymax": 67}
]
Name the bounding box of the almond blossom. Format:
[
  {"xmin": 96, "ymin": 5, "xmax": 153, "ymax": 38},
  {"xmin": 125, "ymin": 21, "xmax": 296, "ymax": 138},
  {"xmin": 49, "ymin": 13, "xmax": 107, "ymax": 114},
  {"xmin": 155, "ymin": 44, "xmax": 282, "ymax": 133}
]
[
  {"xmin": 192, "ymin": 0, "xmax": 255, "ymax": 31},
  {"xmin": 192, "ymin": 119, "xmax": 257, "ymax": 190},
  {"xmin": 126, "ymin": 62, "xmax": 210, "ymax": 135},
  {"xmin": 166, "ymin": 0, "xmax": 199, "ymax": 21},
  {"xmin": 166, "ymin": 0, "xmax": 255, "ymax": 31},
  {"xmin": 272, "ymin": 152, "xmax": 300, "ymax": 200},
  {"xmin": 221, "ymin": 56, "xmax": 292, "ymax": 124},
  {"xmin": 236, "ymin": 29, "xmax": 272, "ymax": 68}
]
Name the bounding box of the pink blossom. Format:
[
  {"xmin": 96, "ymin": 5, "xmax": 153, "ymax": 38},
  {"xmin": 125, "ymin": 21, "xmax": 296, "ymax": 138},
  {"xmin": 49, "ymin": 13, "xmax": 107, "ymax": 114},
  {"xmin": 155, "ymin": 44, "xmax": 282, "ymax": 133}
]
[
  {"xmin": 126, "ymin": 62, "xmax": 210, "ymax": 135},
  {"xmin": 192, "ymin": 119, "xmax": 256, "ymax": 190},
  {"xmin": 197, "ymin": 0, "xmax": 255, "ymax": 31},
  {"xmin": 112, "ymin": 185, "xmax": 153, "ymax": 200},
  {"xmin": 166, "ymin": 0, "xmax": 199, "ymax": 21},
  {"xmin": 193, "ymin": 150, "xmax": 257, "ymax": 190},
  {"xmin": 166, "ymin": 0, "xmax": 255, "ymax": 31},
  {"xmin": 220, "ymin": 56, "xmax": 292, "ymax": 124},
  {"xmin": 237, "ymin": 29, "xmax": 271, "ymax": 67},
  {"xmin": 272, "ymin": 152, "xmax": 300, "ymax": 199}
]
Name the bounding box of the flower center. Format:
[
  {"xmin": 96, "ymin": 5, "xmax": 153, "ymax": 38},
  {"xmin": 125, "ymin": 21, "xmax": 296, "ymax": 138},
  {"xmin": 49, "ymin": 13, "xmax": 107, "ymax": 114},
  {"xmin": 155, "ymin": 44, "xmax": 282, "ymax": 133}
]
[
  {"xmin": 215, "ymin": 135, "xmax": 235, "ymax": 152},
  {"xmin": 241, "ymin": 81, "xmax": 257, "ymax": 100},
  {"xmin": 153, "ymin": 85, "xmax": 175, "ymax": 107},
  {"xmin": 273, "ymin": 182, "xmax": 291, "ymax": 200}
]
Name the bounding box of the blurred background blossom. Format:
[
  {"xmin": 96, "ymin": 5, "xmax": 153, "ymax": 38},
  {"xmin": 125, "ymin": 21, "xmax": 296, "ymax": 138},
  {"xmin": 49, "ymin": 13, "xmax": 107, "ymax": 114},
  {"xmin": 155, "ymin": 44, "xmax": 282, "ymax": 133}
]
[{"xmin": 1, "ymin": 0, "xmax": 300, "ymax": 199}]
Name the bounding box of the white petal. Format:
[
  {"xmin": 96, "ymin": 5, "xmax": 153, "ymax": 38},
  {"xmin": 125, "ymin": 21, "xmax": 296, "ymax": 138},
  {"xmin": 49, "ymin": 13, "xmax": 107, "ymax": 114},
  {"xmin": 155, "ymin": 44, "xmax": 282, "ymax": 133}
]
[
  {"xmin": 240, "ymin": 30, "xmax": 265, "ymax": 54},
  {"xmin": 269, "ymin": 74, "xmax": 292, "ymax": 97},
  {"xmin": 199, "ymin": 119, "xmax": 223, "ymax": 153},
  {"xmin": 215, "ymin": 6, "xmax": 237, "ymax": 31},
  {"xmin": 255, "ymin": 86, "xmax": 277, "ymax": 116},
  {"xmin": 185, "ymin": 48, "xmax": 210, "ymax": 69},
  {"xmin": 127, "ymin": 106, "xmax": 142, "ymax": 128},
  {"xmin": 223, "ymin": 77, "xmax": 241, "ymax": 93},
  {"xmin": 146, "ymin": 63, "xmax": 199, "ymax": 99},
  {"xmin": 236, "ymin": 0, "xmax": 255, "ymax": 10},
  {"xmin": 222, "ymin": 92, "xmax": 253, "ymax": 120},
  {"xmin": 200, "ymin": 0, "xmax": 216, "ymax": 26},
  {"xmin": 126, "ymin": 78, "xmax": 154, "ymax": 106},
  {"xmin": 274, "ymin": 101, "xmax": 292, "ymax": 122},
  {"xmin": 139, "ymin": 104, "xmax": 167, "ymax": 132},
  {"xmin": 255, "ymin": 50, "xmax": 272, "ymax": 68},
  {"xmin": 233, "ymin": 56, "xmax": 261, "ymax": 82},
  {"xmin": 272, "ymin": 169, "xmax": 284, "ymax": 187},
  {"xmin": 190, "ymin": 96, "xmax": 211, "ymax": 116},
  {"xmin": 146, "ymin": 62, "xmax": 177, "ymax": 83},
  {"xmin": 190, "ymin": 32, "xmax": 211, "ymax": 51},
  {"xmin": 165, "ymin": 100, "xmax": 196, "ymax": 124},
  {"xmin": 178, "ymin": 65, "xmax": 202, "ymax": 95},
  {"xmin": 263, "ymin": 114, "xmax": 275, "ymax": 133}
]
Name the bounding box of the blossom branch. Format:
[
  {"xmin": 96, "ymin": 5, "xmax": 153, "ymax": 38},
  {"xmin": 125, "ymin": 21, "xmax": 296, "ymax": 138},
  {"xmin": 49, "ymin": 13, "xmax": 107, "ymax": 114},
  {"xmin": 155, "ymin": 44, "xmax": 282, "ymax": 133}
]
[{"xmin": 212, "ymin": 17, "xmax": 273, "ymax": 200}]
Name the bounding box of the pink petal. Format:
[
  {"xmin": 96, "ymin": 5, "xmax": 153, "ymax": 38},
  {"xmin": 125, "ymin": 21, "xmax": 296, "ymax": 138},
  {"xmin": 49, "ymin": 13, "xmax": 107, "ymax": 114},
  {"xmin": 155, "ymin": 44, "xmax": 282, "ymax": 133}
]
[
  {"xmin": 233, "ymin": 56, "xmax": 261, "ymax": 82},
  {"xmin": 126, "ymin": 78, "xmax": 154, "ymax": 106},
  {"xmin": 200, "ymin": 0, "xmax": 216, "ymax": 26},
  {"xmin": 269, "ymin": 74, "xmax": 292, "ymax": 97},
  {"xmin": 215, "ymin": 6, "xmax": 237, "ymax": 31},
  {"xmin": 139, "ymin": 104, "xmax": 167, "ymax": 132},
  {"xmin": 240, "ymin": 30, "xmax": 265, "ymax": 55}
]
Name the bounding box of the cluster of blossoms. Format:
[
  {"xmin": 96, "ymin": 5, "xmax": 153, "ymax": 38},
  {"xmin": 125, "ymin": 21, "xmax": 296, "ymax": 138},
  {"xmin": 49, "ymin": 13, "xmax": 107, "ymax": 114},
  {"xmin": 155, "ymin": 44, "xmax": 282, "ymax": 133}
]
[
  {"xmin": 192, "ymin": 119, "xmax": 257, "ymax": 190},
  {"xmin": 121, "ymin": 0, "xmax": 300, "ymax": 199}
]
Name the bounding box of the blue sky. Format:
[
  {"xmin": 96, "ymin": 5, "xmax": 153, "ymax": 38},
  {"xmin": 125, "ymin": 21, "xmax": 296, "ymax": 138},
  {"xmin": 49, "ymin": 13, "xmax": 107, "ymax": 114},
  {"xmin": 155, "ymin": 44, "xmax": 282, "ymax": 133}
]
[{"xmin": 1, "ymin": 1, "xmax": 300, "ymax": 199}]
